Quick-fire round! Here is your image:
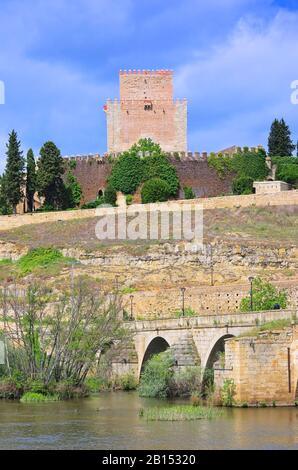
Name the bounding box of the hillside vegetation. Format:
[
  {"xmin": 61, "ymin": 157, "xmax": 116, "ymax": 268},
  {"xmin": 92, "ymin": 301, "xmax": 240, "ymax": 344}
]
[{"xmin": 0, "ymin": 205, "xmax": 297, "ymax": 251}]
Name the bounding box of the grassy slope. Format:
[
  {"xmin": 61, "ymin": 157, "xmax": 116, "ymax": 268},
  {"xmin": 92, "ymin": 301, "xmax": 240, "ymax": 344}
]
[{"xmin": 0, "ymin": 205, "xmax": 297, "ymax": 251}]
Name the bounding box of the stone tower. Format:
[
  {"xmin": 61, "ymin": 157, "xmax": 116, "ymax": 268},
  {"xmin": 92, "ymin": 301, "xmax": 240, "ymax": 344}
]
[{"xmin": 104, "ymin": 69, "xmax": 187, "ymax": 153}]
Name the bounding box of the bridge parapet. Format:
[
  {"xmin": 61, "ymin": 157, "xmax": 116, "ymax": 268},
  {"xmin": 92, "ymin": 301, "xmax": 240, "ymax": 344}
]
[{"xmin": 127, "ymin": 309, "xmax": 297, "ymax": 332}]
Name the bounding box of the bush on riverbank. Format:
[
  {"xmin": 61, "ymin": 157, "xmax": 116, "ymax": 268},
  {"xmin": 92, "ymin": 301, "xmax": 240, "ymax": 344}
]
[
  {"xmin": 139, "ymin": 405, "xmax": 223, "ymax": 421},
  {"xmin": 138, "ymin": 351, "xmax": 174, "ymax": 398},
  {"xmin": 0, "ymin": 281, "xmax": 128, "ymax": 400},
  {"xmin": 20, "ymin": 392, "xmax": 60, "ymax": 403},
  {"xmin": 138, "ymin": 351, "xmax": 209, "ymax": 399}
]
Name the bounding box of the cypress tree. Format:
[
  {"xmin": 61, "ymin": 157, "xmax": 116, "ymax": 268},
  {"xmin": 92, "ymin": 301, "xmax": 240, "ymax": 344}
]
[
  {"xmin": 4, "ymin": 130, "xmax": 25, "ymax": 214},
  {"xmin": 0, "ymin": 174, "xmax": 11, "ymax": 215},
  {"xmin": 268, "ymin": 118, "xmax": 295, "ymax": 157},
  {"xmin": 36, "ymin": 141, "xmax": 65, "ymax": 209},
  {"xmin": 26, "ymin": 148, "xmax": 36, "ymax": 212}
]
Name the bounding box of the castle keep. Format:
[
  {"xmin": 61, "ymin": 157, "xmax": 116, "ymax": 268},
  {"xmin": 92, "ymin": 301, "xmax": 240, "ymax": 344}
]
[{"xmin": 104, "ymin": 70, "xmax": 187, "ymax": 153}]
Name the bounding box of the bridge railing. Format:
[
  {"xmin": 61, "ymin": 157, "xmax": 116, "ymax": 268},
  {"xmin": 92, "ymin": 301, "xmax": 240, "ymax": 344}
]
[{"xmin": 125, "ymin": 309, "xmax": 297, "ymax": 331}]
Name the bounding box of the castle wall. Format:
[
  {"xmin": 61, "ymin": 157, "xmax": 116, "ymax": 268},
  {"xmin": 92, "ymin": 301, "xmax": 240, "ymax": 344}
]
[
  {"xmin": 64, "ymin": 154, "xmax": 234, "ymax": 203},
  {"xmin": 65, "ymin": 157, "xmax": 112, "ymax": 203},
  {"xmin": 171, "ymin": 159, "xmax": 234, "ymax": 198}
]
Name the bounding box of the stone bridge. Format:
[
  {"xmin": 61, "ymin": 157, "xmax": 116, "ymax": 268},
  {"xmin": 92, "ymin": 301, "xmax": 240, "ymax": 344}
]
[{"xmin": 112, "ymin": 309, "xmax": 297, "ymax": 378}]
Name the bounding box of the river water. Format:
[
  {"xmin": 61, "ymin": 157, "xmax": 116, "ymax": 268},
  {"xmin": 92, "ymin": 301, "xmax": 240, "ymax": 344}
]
[{"xmin": 0, "ymin": 392, "xmax": 297, "ymax": 450}]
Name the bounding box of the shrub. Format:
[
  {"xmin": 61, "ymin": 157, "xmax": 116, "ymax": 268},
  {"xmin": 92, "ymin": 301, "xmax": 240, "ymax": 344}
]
[
  {"xmin": 175, "ymin": 308, "xmax": 197, "ymax": 318},
  {"xmin": 26, "ymin": 379, "xmax": 46, "ymax": 394},
  {"xmin": 142, "ymin": 154, "xmax": 179, "ymax": 197},
  {"xmin": 0, "ymin": 377, "xmax": 23, "ymax": 399},
  {"xmin": 108, "ymin": 139, "xmax": 179, "ymax": 198},
  {"xmin": 240, "ymin": 277, "xmax": 288, "ymax": 312},
  {"xmin": 20, "ymin": 392, "xmax": 60, "ymax": 403},
  {"xmin": 125, "ymin": 194, "xmax": 133, "ymax": 205},
  {"xmin": 141, "ymin": 178, "xmax": 172, "ymax": 204},
  {"xmin": 183, "ymin": 186, "xmax": 196, "ymax": 199},
  {"xmin": 85, "ymin": 376, "xmax": 110, "ymax": 393},
  {"xmin": 276, "ymin": 163, "xmax": 298, "ymax": 187},
  {"xmin": 138, "ymin": 351, "xmax": 174, "ymax": 398},
  {"xmin": 119, "ymin": 373, "xmax": 138, "ymax": 391},
  {"xmin": 169, "ymin": 366, "xmax": 201, "ymax": 397},
  {"xmin": 17, "ymin": 247, "xmax": 64, "ymax": 274},
  {"xmin": 109, "ymin": 152, "xmax": 144, "ymax": 194},
  {"xmin": 232, "ymin": 176, "xmax": 254, "ymax": 195},
  {"xmin": 190, "ymin": 391, "xmax": 202, "ymax": 407},
  {"xmin": 104, "ymin": 184, "xmax": 117, "ymax": 206},
  {"xmin": 81, "ymin": 196, "xmax": 105, "ymax": 209},
  {"xmin": 64, "ymin": 172, "xmax": 82, "ymax": 207},
  {"xmin": 220, "ymin": 378, "xmax": 236, "ymax": 406}
]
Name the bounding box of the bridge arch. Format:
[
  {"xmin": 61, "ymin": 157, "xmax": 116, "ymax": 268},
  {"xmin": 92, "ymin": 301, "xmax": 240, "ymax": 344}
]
[
  {"xmin": 204, "ymin": 334, "xmax": 234, "ymax": 370},
  {"xmin": 140, "ymin": 336, "xmax": 170, "ymax": 375}
]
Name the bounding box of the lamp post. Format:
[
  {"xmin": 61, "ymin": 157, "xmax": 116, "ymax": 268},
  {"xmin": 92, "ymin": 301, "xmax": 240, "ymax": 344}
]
[
  {"xmin": 180, "ymin": 287, "xmax": 186, "ymax": 317},
  {"xmin": 129, "ymin": 294, "xmax": 134, "ymax": 320},
  {"xmin": 209, "ymin": 243, "xmax": 214, "ymax": 286},
  {"xmin": 248, "ymin": 276, "xmax": 255, "ymax": 311},
  {"xmin": 115, "ymin": 274, "xmax": 120, "ymax": 292}
]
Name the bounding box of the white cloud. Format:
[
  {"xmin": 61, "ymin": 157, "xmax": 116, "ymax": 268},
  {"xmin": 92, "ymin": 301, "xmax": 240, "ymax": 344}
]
[{"xmin": 175, "ymin": 9, "xmax": 298, "ymax": 150}]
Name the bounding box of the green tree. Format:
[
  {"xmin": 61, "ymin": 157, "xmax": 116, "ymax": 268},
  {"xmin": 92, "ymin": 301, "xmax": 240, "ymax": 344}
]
[
  {"xmin": 36, "ymin": 141, "xmax": 65, "ymax": 210},
  {"xmin": 276, "ymin": 163, "xmax": 298, "ymax": 187},
  {"xmin": 26, "ymin": 149, "xmax": 36, "ymax": 212},
  {"xmin": 130, "ymin": 137, "xmax": 162, "ymax": 155},
  {"xmin": 232, "ymin": 176, "xmax": 254, "ymax": 195},
  {"xmin": 109, "ymin": 152, "xmax": 143, "ymax": 194},
  {"xmin": 240, "ymin": 278, "xmax": 287, "ymax": 312},
  {"xmin": 143, "ymin": 154, "xmax": 179, "ymax": 197},
  {"xmin": 0, "ymin": 174, "xmax": 12, "ymax": 215},
  {"xmin": 108, "ymin": 139, "xmax": 179, "ymax": 200},
  {"xmin": 64, "ymin": 172, "xmax": 82, "ymax": 208},
  {"xmin": 104, "ymin": 184, "xmax": 117, "ymax": 206},
  {"xmin": 141, "ymin": 177, "xmax": 172, "ymax": 203},
  {"xmin": 4, "ymin": 130, "xmax": 25, "ymax": 213},
  {"xmin": 268, "ymin": 118, "xmax": 295, "ymax": 157}
]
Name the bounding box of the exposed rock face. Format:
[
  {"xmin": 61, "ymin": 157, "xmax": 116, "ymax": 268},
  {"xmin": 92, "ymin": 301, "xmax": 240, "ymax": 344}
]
[
  {"xmin": 0, "ymin": 241, "xmax": 27, "ymax": 260},
  {"xmin": 0, "ymin": 238, "xmax": 297, "ymax": 319}
]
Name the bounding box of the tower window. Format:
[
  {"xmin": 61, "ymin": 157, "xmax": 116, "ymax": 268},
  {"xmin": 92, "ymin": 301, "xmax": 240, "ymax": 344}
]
[{"xmin": 144, "ymin": 103, "xmax": 153, "ymax": 111}]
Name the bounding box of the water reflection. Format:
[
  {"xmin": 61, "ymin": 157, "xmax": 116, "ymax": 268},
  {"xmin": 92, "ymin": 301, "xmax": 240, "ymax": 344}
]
[{"xmin": 0, "ymin": 392, "xmax": 297, "ymax": 449}]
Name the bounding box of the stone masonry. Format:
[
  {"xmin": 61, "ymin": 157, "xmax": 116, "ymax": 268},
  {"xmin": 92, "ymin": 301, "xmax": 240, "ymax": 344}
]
[
  {"xmin": 214, "ymin": 325, "xmax": 298, "ymax": 405},
  {"xmin": 104, "ymin": 70, "xmax": 187, "ymax": 153}
]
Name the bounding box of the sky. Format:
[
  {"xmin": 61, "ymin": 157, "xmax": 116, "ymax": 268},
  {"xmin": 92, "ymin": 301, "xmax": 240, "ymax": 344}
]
[{"xmin": 0, "ymin": 0, "xmax": 298, "ymax": 171}]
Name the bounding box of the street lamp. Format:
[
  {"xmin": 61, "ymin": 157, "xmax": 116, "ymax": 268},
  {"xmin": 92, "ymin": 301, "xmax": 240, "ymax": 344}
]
[
  {"xmin": 129, "ymin": 294, "xmax": 134, "ymax": 320},
  {"xmin": 180, "ymin": 287, "xmax": 186, "ymax": 317},
  {"xmin": 115, "ymin": 274, "xmax": 120, "ymax": 292},
  {"xmin": 248, "ymin": 276, "xmax": 255, "ymax": 311},
  {"xmin": 209, "ymin": 243, "xmax": 214, "ymax": 286}
]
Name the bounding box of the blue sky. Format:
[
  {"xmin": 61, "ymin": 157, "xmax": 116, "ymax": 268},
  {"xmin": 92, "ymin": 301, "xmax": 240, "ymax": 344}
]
[{"xmin": 0, "ymin": 0, "xmax": 298, "ymax": 170}]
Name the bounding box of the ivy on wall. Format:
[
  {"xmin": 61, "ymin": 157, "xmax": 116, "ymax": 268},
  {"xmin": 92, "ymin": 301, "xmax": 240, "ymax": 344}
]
[
  {"xmin": 108, "ymin": 139, "xmax": 180, "ymax": 203},
  {"xmin": 208, "ymin": 148, "xmax": 269, "ymax": 194}
]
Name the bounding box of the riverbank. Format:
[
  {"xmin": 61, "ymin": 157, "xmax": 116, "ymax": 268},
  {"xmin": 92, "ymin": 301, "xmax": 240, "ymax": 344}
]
[{"xmin": 0, "ymin": 392, "xmax": 297, "ymax": 450}]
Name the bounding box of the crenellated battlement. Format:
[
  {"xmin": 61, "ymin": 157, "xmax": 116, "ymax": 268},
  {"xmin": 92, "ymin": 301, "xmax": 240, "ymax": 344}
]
[
  {"xmin": 63, "ymin": 146, "xmax": 264, "ymax": 164},
  {"xmin": 105, "ymin": 98, "xmax": 187, "ymax": 103},
  {"xmin": 119, "ymin": 69, "xmax": 173, "ymax": 75}
]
